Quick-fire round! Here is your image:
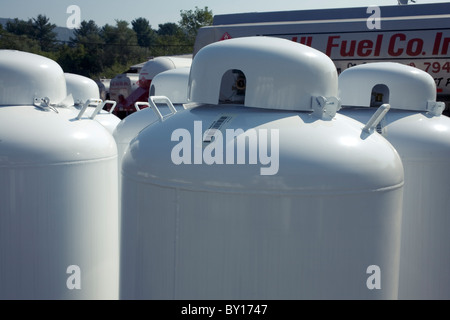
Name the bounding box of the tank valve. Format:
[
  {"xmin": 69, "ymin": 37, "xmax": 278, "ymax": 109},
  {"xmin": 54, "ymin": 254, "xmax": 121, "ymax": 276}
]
[
  {"xmin": 426, "ymin": 101, "xmax": 445, "ymax": 117},
  {"xmin": 312, "ymin": 96, "xmax": 341, "ymax": 120},
  {"xmin": 34, "ymin": 96, "xmax": 59, "ymax": 113}
]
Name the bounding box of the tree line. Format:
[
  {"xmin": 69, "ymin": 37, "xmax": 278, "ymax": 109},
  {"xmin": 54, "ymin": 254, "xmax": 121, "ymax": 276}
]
[{"xmin": 0, "ymin": 7, "xmax": 213, "ymax": 79}]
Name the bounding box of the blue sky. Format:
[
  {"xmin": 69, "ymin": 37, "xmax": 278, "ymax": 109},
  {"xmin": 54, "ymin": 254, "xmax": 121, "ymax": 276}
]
[{"xmin": 0, "ymin": 0, "xmax": 448, "ymax": 28}]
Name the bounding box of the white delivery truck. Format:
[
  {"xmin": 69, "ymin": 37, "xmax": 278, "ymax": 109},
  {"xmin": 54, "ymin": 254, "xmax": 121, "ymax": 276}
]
[{"xmin": 194, "ymin": 2, "xmax": 450, "ymax": 109}]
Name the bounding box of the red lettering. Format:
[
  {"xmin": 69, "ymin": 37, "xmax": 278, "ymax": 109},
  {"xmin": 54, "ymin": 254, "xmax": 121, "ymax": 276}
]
[
  {"xmin": 326, "ymin": 36, "xmax": 340, "ymax": 56},
  {"xmin": 442, "ymin": 37, "xmax": 450, "ymax": 55},
  {"xmin": 406, "ymin": 38, "xmax": 423, "ymax": 56},
  {"xmin": 357, "ymin": 40, "xmax": 373, "ymax": 57},
  {"xmin": 300, "ymin": 36, "xmax": 312, "ymax": 47},
  {"xmin": 388, "ymin": 33, "xmax": 406, "ymax": 57},
  {"xmin": 292, "ymin": 36, "xmax": 312, "ymax": 47},
  {"xmin": 433, "ymin": 32, "xmax": 442, "ymax": 55},
  {"xmin": 340, "ymin": 40, "xmax": 356, "ymax": 57},
  {"xmin": 443, "ymin": 62, "xmax": 450, "ymax": 73}
]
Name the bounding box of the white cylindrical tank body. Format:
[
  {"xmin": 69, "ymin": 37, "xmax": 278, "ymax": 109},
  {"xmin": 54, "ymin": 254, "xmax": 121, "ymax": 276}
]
[
  {"xmin": 149, "ymin": 67, "xmax": 191, "ymax": 102},
  {"xmin": 65, "ymin": 73, "xmax": 100, "ymax": 104},
  {"xmin": 139, "ymin": 56, "xmax": 192, "ymax": 89},
  {"xmin": 120, "ymin": 37, "xmax": 404, "ymax": 300},
  {"xmin": 0, "ymin": 50, "xmax": 119, "ymax": 300},
  {"xmin": 338, "ymin": 62, "xmax": 450, "ymax": 300},
  {"xmin": 65, "ymin": 73, "xmax": 121, "ymax": 134},
  {"xmin": 113, "ymin": 67, "xmax": 191, "ymax": 169},
  {"xmin": 96, "ymin": 78, "xmax": 111, "ymax": 100}
]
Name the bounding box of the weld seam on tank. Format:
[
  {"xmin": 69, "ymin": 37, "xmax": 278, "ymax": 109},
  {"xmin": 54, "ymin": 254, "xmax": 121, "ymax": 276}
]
[
  {"xmin": 0, "ymin": 155, "xmax": 118, "ymax": 168},
  {"xmin": 120, "ymin": 173, "xmax": 404, "ymax": 196}
]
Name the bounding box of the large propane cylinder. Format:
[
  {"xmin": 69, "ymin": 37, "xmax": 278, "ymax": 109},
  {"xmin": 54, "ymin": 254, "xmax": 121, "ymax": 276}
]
[
  {"xmin": 113, "ymin": 67, "xmax": 192, "ymax": 169},
  {"xmin": 96, "ymin": 78, "xmax": 110, "ymax": 100},
  {"xmin": 113, "ymin": 68, "xmax": 192, "ymax": 229},
  {"xmin": 65, "ymin": 73, "xmax": 121, "ymax": 134},
  {"xmin": 138, "ymin": 56, "xmax": 192, "ymax": 89},
  {"xmin": 149, "ymin": 67, "xmax": 191, "ymax": 103},
  {"xmin": 0, "ymin": 50, "xmax": 119, "ymax": 300},
  {"xmin": 120, "ymin": 37, "xmax": 405, "ymax": 300},
  {"xmin": 338, "ymin": 62, "xmax": 450, "ymax": 300},
  {"xmin": 65, "ymin": 73, "xmax": 101, "ymax": 104}
]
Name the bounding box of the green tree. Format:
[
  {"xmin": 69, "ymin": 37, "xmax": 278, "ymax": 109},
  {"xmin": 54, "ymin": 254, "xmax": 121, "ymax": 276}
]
[
  {"xmin": 32, "ymin": 14, "xmax": 57, "ymax": 51},
  {"xmin": 179, "ymin": 6, "xmax": 213, "ymax": 44},
  {"xmin": 57, "ymin": 44, "xmax": 86, "ymax": 75},
  {"xmin": 68, "ymin": 20, "xmax": 105, "ymax": 76},
  {"xmin": 155, "ymin": 22, "xmax": 190, "ymax": 56},
  {"xmin": 1, "ymin": 23, "xmax": 42, "ymax": 53},
  {"xmin": 1, "ymin": 7, "xmax": 215, "ymax": 79},
  {"xmin": 131, "ymin": 17, "xmax": 157, "ymax": 47},
  {"xmin": 157, "ymin": 22, "xmax": 183, "ymax": 36},
  {"xmin": 71, "ymin": 20, "xmax": 101, "ymax": 41},
  {"xmin": 6, "ymin": 18, "xmax": 34, "ymax": 36},
  {"xmin": 6, "ymin": 15, "xmax": 57, "ymax": 51},
  {"xmin": 100, "ymin": 20, "xmax": 148, "ymax": 74}
]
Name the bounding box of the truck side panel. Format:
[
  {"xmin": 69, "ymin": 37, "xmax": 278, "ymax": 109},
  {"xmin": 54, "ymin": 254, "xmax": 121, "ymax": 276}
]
[{"xmin": 194, "ymin": 4, "xmax": 450, "ymax": 97}]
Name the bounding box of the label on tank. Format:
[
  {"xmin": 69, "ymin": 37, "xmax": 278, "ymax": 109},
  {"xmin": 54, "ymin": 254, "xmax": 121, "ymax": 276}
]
[{"xmin": 203, "ymin": 114, "xmax": 235, "ymax": 143}]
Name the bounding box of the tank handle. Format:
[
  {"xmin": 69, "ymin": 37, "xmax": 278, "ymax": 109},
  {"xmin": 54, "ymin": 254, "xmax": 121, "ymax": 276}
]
[
  {"xmin": 149, "ymin": 96, "xmax": 177, "ymax": 114},
  {"xmin": 143, "ymin": 96, "xmax": 178, "ymax": 121},
  {"xmin": 76, "ymin": 99, "xmax": 103, "ymax": 120},
  {"xmin": 133, "ymin": 97, "xmax": 178, "ymax": 121},
  {"xmin": 134, "ymin": 102, "xmax": 162, "ymax": 120},
  {"xmin": 134, "ymin": 102, "xmax": 148, "ymax": 112},
  {"xmin": 104, "ymin": 100, "xmax": 118, "ymax": 115},
  {"xmin": 90, "ymin": 100, "xmax": 117, "ymax": 119},
  {"xmin": 363, "ymin": 104, "xmax": 390, "ymax": 134}
]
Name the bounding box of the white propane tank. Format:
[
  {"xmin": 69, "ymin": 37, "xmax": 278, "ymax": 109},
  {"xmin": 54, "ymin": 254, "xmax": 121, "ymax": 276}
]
[
  {"xmin": 138, "ymin": 56, "xmax": 192, "ymax": 89},
  {"xmin": 338, "ymin": 62, "xmax": 450, "ymax": 300},
  {"xmin": 96, "ymin": 78, "xmax": 111, "ymax": 100},
  {"xmin": 0, "ymin": 50, "xmax": 119, "ymax": 300},
  {"xmin": 149, "ymin": 67, "xmax": 191, "ymax": 102},
  {"xmin": 65, "ymin": 73, "xmax": 121, "ymax": 134},
  {"xmin": 65, "ymin": 73, "xmax": 101, "ymax": 104},
  {"xmin": 113, "ymin": 67, "xmax": 192, "ymax": 169},
  {"xmin": 120, "ymin": 37, "xmax": 405, "ymax": 300}
]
